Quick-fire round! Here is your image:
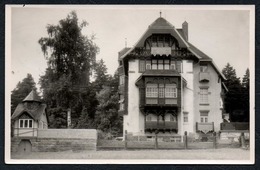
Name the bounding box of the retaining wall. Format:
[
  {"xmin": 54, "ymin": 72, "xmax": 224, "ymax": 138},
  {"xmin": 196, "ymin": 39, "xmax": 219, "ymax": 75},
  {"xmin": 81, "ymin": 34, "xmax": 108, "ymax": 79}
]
[{"xmin": 11, "ymin": 129, "xmax": 97, "ymax": 152}]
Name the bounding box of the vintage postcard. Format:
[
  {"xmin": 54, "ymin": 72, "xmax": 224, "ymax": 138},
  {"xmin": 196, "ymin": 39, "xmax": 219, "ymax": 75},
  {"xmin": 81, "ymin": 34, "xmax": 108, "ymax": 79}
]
[{"xmin": 5, "ymin": 5, "xmax": 255, "ymax": 164}]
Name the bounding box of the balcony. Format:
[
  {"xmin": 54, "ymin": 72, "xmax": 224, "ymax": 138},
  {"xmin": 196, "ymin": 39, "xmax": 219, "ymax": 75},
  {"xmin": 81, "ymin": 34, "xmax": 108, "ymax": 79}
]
[
  {"xmin": 196, "ymin": 122, "xmax": 214, "ymax": 134},
  {"xmin": 220, "ymin": 122, "xmax": 249, "ymax": 131},
  {"xmin": 146, "ymin": 98, "xmax": 177, "ymax": 105},
  {"xmin": 145, "ymin": 121, "xmax": 178, "ymax": 132},
  {"xmin": 199, "ymin": 72, "xmax": 210, "ymax": 82}
]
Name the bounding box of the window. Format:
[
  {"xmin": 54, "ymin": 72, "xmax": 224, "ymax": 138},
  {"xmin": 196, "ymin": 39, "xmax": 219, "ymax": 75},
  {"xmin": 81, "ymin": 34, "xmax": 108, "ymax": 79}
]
[
  {"xmin": 119, "ymin": 75, "xmax": 125, "ymax": 85},
  {"xmin": 139, "ymin": 60, "xmax": 145, "ymax": 72},
  {"xmin": 158, "ymin": 60, "xmax": 164, "ymax": 70},
  {"xmin": 19, "ymin": 119, "xmax": 33, "ymax": 128},
  {"xmin": 165, "ymin": 84, "xmax": 177, "ymax": 98},
  {"xmin": 183, "ymin": 112, "xmax": 188, "ymax": 123},
  {"xmin": 176, "ymin": 61, "xmax": 182, "ymax": 72},
  {"xmin": 200, "ymin": 65, "xmax": 208, "ymax": 72},
  {"xmin": 170, "ymin": 60, "xmax": 176, "ymax": 70},
  {"xmin": 146, "ymin": 60, "xmax": 151, "ymax": 70},
  {"xmin": 146, "ymin": 115, "xmax": 152, "ymax": 121},
  {"xmin": 158, "ymin": 84, "xmax": 164, "ymax": 98},
  {"xmin": 200, "ymin": 88, "xmax": 209, "ymax": 104},
  {"xmin": 146, "ymin": 84, "xmax": 158, "ymax": 98},
  {"xmin": 164, "ymin": 60, "xmax": 170, "ymax": 70},
  {"xmin": 200, "ymin": 111, "xmax": 209, "ymax": 123},
  {"xmin": 152, "ymin": 60, "xmax": 158, "ymax": 70}
]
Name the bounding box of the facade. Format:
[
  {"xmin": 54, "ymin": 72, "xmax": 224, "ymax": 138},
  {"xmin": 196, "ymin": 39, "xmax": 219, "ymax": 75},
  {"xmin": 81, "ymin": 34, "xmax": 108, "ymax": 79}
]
[
  {"xmin": 118, "ymin": 17, "xmax": 227, "ymax": 138},
  {"xmin": 11, "ymin": 90, "xmax": 48, "ymax": 137}
]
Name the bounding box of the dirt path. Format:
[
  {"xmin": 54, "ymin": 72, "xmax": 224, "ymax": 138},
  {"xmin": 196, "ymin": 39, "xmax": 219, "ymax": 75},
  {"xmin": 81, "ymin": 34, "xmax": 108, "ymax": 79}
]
[{"xmin": 11, "ymin": 148, "xmax": 250, "ymax": 160}]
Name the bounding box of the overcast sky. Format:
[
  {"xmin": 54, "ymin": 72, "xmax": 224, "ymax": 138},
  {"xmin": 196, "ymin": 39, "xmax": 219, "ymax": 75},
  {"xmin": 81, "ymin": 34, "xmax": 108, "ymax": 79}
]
[{"xmin": 8, "ymin": 5, "xmax": 253, "ymax": 93}]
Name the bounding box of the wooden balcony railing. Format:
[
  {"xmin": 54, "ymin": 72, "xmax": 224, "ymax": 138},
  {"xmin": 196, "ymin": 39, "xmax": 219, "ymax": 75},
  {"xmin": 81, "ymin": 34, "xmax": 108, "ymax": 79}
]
[
  {"xmin": 146, "ymin": 98, "xmax": 177, "ymax": 105},
  {"xmin": 220, "ymin": 122, "xmax": 249, "ymax": 131},
  {"xmin": 199, "ymin": 72, "xmax": 210, "ymax": 82},
  {"xmin": 196, "ymin": 122, "xmax": 214, "ymax": 134},
  {"xmin": 145, "ymin": 121, "xmax": 178, "ymax": 131}
]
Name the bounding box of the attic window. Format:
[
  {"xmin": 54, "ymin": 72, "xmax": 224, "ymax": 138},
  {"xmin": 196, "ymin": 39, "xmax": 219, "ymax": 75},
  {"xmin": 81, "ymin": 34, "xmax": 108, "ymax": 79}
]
[{"xmin": 19, "ymin": 119, "xmax": 33, "ymax": 128}]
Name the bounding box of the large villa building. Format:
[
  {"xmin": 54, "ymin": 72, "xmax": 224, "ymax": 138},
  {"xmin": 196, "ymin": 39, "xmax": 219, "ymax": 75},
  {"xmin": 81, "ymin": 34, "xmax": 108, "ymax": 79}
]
[{"xmin": 118, "ymin": 16, "xmax": 227, "ymax": 138}]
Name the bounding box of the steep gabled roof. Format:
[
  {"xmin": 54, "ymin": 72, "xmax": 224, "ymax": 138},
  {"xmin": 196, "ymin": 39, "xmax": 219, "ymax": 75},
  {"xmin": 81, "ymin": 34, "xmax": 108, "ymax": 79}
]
[
  {"xmin": 11, "ymin": 103, "xmax": 47, "ymax": 121},
  {"xmin": 177, "ymin": 29, "xmax": 226, "ymax": 80},
  {"xmin": 120, "ymin": 17, "xmax": 226, "ymax": 80},
  {"xmin": 120, "ymin": 17, "xmax": 189, "ymax": 60},
  {"xmin": 23, "ymin": 90, "xmax": 41, "ymax": 102}
]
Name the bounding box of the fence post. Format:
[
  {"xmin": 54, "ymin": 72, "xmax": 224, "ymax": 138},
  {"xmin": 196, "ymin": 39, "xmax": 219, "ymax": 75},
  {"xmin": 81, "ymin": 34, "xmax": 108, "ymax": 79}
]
[
  {"xmin": 184, "ymin": 131, "xmax": 188, "ymax": 149},
  {"xmin": 240, "ymin": 132, "xmax": 246, "ymax": 149},
  {"xmin": 155, "ymin": 130, "xmax": 158, "ymax": 149},
  {"xmin": 213, "ymin": 132, "xmax": 217, "ymax": 149},
  {"xmin": 124, "ymin": 130, "xmax": 127, "ymax": 150}
]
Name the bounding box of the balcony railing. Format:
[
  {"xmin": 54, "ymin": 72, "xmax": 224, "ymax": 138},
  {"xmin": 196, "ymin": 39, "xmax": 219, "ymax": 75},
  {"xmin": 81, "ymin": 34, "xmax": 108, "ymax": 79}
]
[
  {"xmin": 220, "ymin": 122, "xmax": 249, "ymax": 131},
  {"xmin": 145, "ymin": 121, "xmax": 178, "ymax": 131},
  {"xmin": 199, "ymin": 72, "xmax": 210, "ymax": 82},
  {"xmin": 196, "ymin": 122, "xmax": 214, "ymax": 134},
  {"xmin": 151, "ymin": 47, "xmax": 171, "ymax": 56},
  {"xmin": 146, "ymin": 98, "xmax": 177, "ymax": 105}
]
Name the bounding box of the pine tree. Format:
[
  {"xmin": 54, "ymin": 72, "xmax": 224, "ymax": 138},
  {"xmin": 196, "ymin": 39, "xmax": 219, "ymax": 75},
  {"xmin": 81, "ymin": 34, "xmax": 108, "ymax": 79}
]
[
  {"xmin": 11, "ymin": 73, "xmax": 37, "ymax": 114},
  {"xmin": 93, "ymin": 59, "xmax": 110, "ymax": 92},
  {"xmin": 241, "ymin": 68, "xmax": 250, "ymax": 122},
  {"xmin": 222, "ymin": 63, "xmax": 243, "ymax": 122}
]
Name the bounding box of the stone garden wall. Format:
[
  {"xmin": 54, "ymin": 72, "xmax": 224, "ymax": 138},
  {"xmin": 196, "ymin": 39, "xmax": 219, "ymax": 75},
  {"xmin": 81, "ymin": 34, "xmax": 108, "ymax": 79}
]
[{"xmin": 11, "ymin": 129, "xmax": 97, "ymax": 152}]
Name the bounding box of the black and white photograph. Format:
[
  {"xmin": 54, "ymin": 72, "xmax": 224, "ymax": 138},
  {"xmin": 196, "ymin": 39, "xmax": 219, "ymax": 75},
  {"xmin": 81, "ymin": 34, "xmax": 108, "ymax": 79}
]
[{"xmin": 5, "ymin": 5, "xmax": 255, "ymax": 164}]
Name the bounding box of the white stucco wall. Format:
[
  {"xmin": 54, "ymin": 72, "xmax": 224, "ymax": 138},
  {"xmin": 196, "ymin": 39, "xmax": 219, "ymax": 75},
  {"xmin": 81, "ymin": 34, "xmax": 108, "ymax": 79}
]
[
  {"xmin": 181, "ymin": 60, "xmax": 194, "ymax": 134},
  {"xmin": 193, "ymin": 63, "xmax": 223, "ymax": 132},
  {"xmin": 124, "ymin": 59, "xmax": 143, "ymax": 135}
]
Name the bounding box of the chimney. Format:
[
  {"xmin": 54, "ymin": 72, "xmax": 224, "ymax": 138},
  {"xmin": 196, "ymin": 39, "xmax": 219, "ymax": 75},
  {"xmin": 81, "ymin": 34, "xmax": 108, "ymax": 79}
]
[{"xmin": 182, "ymin": 21, "xmax": 188, "ymax": 42}]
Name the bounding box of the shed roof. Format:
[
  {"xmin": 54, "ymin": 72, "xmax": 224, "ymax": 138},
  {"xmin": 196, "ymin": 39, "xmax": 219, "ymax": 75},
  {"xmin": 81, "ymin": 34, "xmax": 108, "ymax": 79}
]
[{"xmin": 11, "ymin": 103, "xmax": 47, "ymax": 121}]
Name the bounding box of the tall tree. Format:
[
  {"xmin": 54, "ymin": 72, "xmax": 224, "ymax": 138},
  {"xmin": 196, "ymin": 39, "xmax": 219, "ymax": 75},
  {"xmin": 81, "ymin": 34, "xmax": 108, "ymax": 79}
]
[
  {"xmin": 222, "ymin": 63, "xmax": 243, "ymax": 122},
  {"xmin": 38, "ymin": 11, "xmax": 99, "ymax": 128},
  {"xmin": 11, "ymin": 73, "xmax": 37, "ymax": 114},
  {"xmin": 241, "ymin": 68, "xmax": 250, "ymax": 122},
  {"xmin": 94, "ymin": 86, "xmax": 122, "ymax": 137},
  {"xmin": 93, "ymin": 59, "xmax": 110, "ymax": 92}
]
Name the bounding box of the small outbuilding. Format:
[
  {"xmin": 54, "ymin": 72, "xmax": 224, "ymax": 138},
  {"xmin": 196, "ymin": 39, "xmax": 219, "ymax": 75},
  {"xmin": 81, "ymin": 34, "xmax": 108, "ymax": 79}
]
[{"xmin": 11, "ymin": 90, "xmax": 48, "ymax": 137}]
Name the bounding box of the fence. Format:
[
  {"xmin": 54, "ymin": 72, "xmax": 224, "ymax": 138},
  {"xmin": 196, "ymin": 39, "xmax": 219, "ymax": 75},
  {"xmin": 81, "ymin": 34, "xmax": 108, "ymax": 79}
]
[
  {"xmin": 98, "ymin": 130, "xmax": 224, "ymax": 150},
  {"xmin": 220, "ymin": 122, "xmax": 249, "ymax": 131}
]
